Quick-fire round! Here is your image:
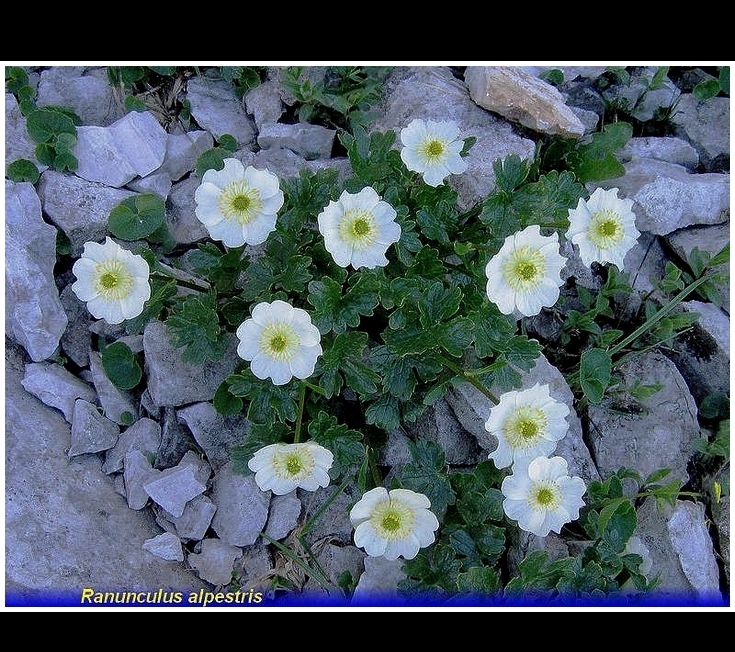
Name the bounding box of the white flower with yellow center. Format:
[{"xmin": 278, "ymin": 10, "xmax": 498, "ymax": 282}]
[
  {"xmin": 236, "ymin": 300, "xmax": 322, "ymax": 386},
  {"xmin": 485, "ymin": 224, "xmax": 567, "ymax": 317},
  {"xmin": 485, "ymin": 383, "xmax": 570, "ymax": 469},
  {"xmin": 350, "ymin": 487, "xmax": 439, "ymax": 561},
  {"xmin": 501, "ymin": 456, "xmax": 586, "ymax": 538},
  {"xmin": 399, "ymin": 118, "xmax": 468, "ymax": 187},
  {"xmin": 566, "ymin": 187, "xmax": 640, "ymax": 269},
  {"xmin": 194, "ymin": 157, "xmax": 284, "ymax": 247},
  {"xmin": 317, "ymin": 187, "xmax": 401, "ymax": 269},
  {"xmin": 248, "ymin": 442, "xmax": 334, "ymax": 495},
  {"xmin": 71, "ymin": 237, "xmax": 150, "ymax": 324}
]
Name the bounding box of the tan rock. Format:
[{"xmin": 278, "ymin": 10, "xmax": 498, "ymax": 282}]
[{"xmin": 465, "ymin": 66, "xmax": 585, "ymax": 138}]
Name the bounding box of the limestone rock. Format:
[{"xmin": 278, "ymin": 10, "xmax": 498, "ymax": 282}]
[
  {"xmin": 21, "ymin": 362, "xmax": 96, "ymax": 422},
  {"xmin": 142, "ymin": 532, "xmax": 184, "ymax": 562},
  {"xmin": 465, "ymin": 66, "xmax": 585, "ymax": 138},
  {"xmin": 185, "ymin": 77, "xmax": 256, "ymax": 147},
  {"xmin": 188, "ymin": 538, "xmax": 242, "ymax": 586},
  {"xmin": 68, "ymin": 399, "xmax": 119, "ymax": 458}
]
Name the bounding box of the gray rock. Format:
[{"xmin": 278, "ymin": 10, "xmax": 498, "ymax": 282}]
[
  {"xmin": 36, "ymin": 66, "xmax": 120, "ymax": 126},
  {"xmin": 376, "ymin": 428, "xmax": 413, "ymax": 467},
  {"xmin": 664, "ymin": 300, "xmax": 730, "ymax": 404},
  {"xmin": 158, "ymin": 130, "xmax": 213, "ymax": 182},
  {"xmin": 264, "ymin": 494, "xmax": 302, "ymax": 540},
  {"xmin": 571, "ymin": 106, "xmax": 599, "ymax": 134},
  {"xmin": 155, "ymin": 406, "xmax": 198, "ymax": 469},
  {"xmin": 36, "ymin": 170, "xmax": 137, "ymax": 256},
  {"xmin": 144, "ymin": 462, "xmax": 207, "ymax": 518},
  {"xmin": 177, "ymin": 401, "xmax": 251, "ymax": 472},
  {"xmin": 620, "ymin": 136, "xmax": 699, "ymax": 170},
  {"xmin": 74, "ymin": 111, "xmax": 168, "ymax": 187},
  {"xmin": 179, "ymin": 450, "xmax": 213, "ymax": 488},
  {"xmin": 166, "ymin": 495, "xmax": 217, "ymax": 541},
  {"xmin": 103, "ymin": 417, "xmax": 162, "ymax": 474},
  {"xmin": 404, "ymin": 398, "xmax": 486, "ymax": 465},
  {"xmin": 591, "ymin": 158, "xmax": 729, "ymax": 236},
  {"xmin": 185, "ymin": 77, "xmax": 256, "ymax": 147},
  {"xmin": 188, "ymin": 538, "xmax": 242, "ymax": 586},
  {"xmin": 522, "ymin": 66, "xmax": 607, "ymax": 83},
  {"xmin": 368, "ymin": 66, "xmax": 536, "ymax": 211},
  {"xmin": 142, "ymin": 532, "xmax": 184, "ymax": 562},
  {"xmin": 232, "ymin": 544, "xmax": 273, "ymax": 590},
  {"xmin": 257, "ymin": 122, "xmax": 336, "ymax": 160},
  {"xmin": 602, "ymin": 68, "xmax": 680, "ymax": 123},
  {"xmin": 559, "ymin": 237, "xmax": 603, "ymax": 291},
  {"xmin": 5, "ymin": 93, "xmax": 44, "ymax": 172},
  {"xmin": 711, "ymin": 495, "xmax": 730, "ymax": 584},
  {"xmin": 301, "ymin": 482, "xmax": 361, "ymax": 546},
  {"xmin": 621, "ymin": 231, "xmax": 669, "ymax": 297},
  {"xmin": 210, "ymin": 462, "xmax": 270, "ymax": 547},
  {"xmin": 123, "ymin": 450, "xmax": 158, "ymax": 510},
  {"xmin": 465, "ymin": 66, "xmax": 585, "ymax": 138},
  {"xmin": 59, "ymin": 285, "xmax": 93, "ymax": 367},
  {"xmin": 587, "ymin": 351, "xmax": 699, "ymax": 487},
  {"xmin": 672, "ymin": 93, "xmax": 730, "ymax": 170},
  {"xmin": 244, "ymin": 80, "xmax": 285, "ymax": 129},
  {"xmin": 126, "ymin": 172, "xmax": 171, "ymax": 199},
  {"xmin": 316, "ymin": 544, "xmax": 366, "ymax": 587},
  {"xmin": 88, "ymin": 350, "xmax": 138, "ymax": 425},
  {"xmin": 68, "ymin": 399, "xmax": 119, "ymax": 458},
  {"xmin": 143, "ymin": 320, "xmax": 240, "ymax": 407},
  {"xmin": 667, "ymin": 500, "xmax": 723, "ymax": 604},
  {"xmin": 165, "ymin": 177, "xmax": 210, "ymax": 245},
  {"xmin": 6, "ymin": 340, "xmax": 208, "ymax": 601},
  {"xmin": 351, "ymin": 556, "xmax": 407, "ymax": 605},
  {"xmin": 5, "ymin": 180, "xmax": 68, "ymax": 362},
  {"xmin": 246, "ymin": 146, "xmax": 353, "ymax": 184},
  {"xmin": 21, "ymin": 361, "xmax": 96, "ymax": 422}
]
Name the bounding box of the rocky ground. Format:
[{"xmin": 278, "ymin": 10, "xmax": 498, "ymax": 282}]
[{"xmin": 4, "ymin": 64, "xmax": 731, "ymax": 609}]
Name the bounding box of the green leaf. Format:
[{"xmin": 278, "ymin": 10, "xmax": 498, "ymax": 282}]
[
  {"xmin": 165, "ymin": 291, "xmax": 226, "ymax": 365},
  {"xmin": 399, "ymin": 545, "xmax": 462, "ymax": 594},
  {"xmin": 364, "ymin": 395, "xmax": 401, "ymax": 432},
  {"xmin": 6, "ymin": 158, "xmax": 40, "ymax": 183},
  {"xmin": 213, "ymin": 380, "xmax": 244, "ymax": 416},
  {"xmin": 539, "ymin": 68, "xmax": 565, "ymax": 87},
  {"xmin": 108, "ymin": 194, "xmax": 166, "ymax": 241},
  {"xmin": 25, "ymin": 106, "xmax": 78, "ymax": 143},
  {"xmin": 492, "ymin": 153, "xmax": 532, "ymax": 193},
  {"xmin": 124, "ymin": 276, "xmax": 176, "ymax": 335},
  {"xmin": 218, "ymin": 134, "xmax": 238, "ymax": 152},
  {"xmin": 572, "ymin": 122, "xmax": 633, "ymax": 183},
  {"xmin": 399, "ymin": 439, "xmax": 455, "ymax": 519},
  {"xmin": 600, "ymin": 501, "xmax": 637, "ymax": 553},
  {"xmin": 693, "ymin": 78, "xmax": 722, "ymax": 101},
  {"xmin": 580, "ymin": 347, "xmax": 612, "ymax": 404},
  {"xmin": 147, "ymin": 66, "xmax": 177, "ymax": 77},
  {"xmin": 315, "ymin": 331, "xmax": 378, "ymax": 399},
  {"xmin": 307, "ymin": 273, "xmax": 379, "ymax": 334},
  {"xmin": 225, "ymin": 371, "xmax": 299, "ymax": 424},
  {"xmin": 457, "ymin": 566, "xmax": 501, "ymax": 596},
  {"xmin": 101, "ymin": 341, "xmax": 143, "ymax": 390},
  {"xmin": 418, "ymin": 283, "xmax": 462, "ymax": 327},
  {"xmin": 123, "ymin": 95, "xmax": 146, "ymax": 113},
  {"xmin": 195, "ymin": 147, "xmax": 230, "ymax": 178},
  {"xmin": 307, "ymin": 411, "xmax": 364, "ymax": 478}
]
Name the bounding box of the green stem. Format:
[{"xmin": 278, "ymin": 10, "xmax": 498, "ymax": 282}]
[
  {"xmin": 299, "ymin": 474, "xmax": 353, "ymax": 538},
  {"xmin": 152, "ymin": 263, "xmax": 210, "ymax": 292},
  {"xmin": 607, "ymin": 272, "xmax": 716, "ymax": 358},
  {"xmin": 293, "ymin": 383, "xmax": 308, "ymax": 443},
  {"xmin": 259, "ymin": 533, "xmax": 335, "ymax": 593},
  {"xmin": 436, "ymin": 354, "xmax": 499, "ymax": 405}
]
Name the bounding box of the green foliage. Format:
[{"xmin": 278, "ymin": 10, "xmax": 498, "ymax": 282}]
[
  {"xmin": 397, "ymin": 439, "xmax": 456, "ymax": 520},
  {"xmin": 6, "ymin": 159, "xmax": 40, "ymax": 183},
  {"xmin": 693, "ymin": 67, "xmax": 729, "ymax": 100},
  {"xmin": 219, "ymin": 66, "xmax": 264, "ymax": 97},
  {"xmin": 195, "ymin": 134, "xmax": 238, "ymax": 177},
  {"xmin": 108, "ymin": 194, "xmax": 166, "ymax": 241},
  {"xmin": 101, "ymin": 341, "xmax": 143, "ymax": 390},
  {"xmin": 165, "ymin": 291, "xmax": 227, "ymax": 364},
  {"xmin": 307, "ymin": 411, "xmax": 364, "ymax": 479},
  {"xmin": 25, "ymin": 105, "xmax": 81, "ymax": 172}
]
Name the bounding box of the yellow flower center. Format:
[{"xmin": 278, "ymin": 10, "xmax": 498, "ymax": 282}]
[
  {"xmin": 530, "ymin": 482, "xmax": 561, "ymax": 511},
  {"xmin": 425, "ymin": 139, "xmax": 445, "ymax": 159},
  {"xmin": 219, "ymin": 181, "xmax": 263, "ymax": 225},
  {"xmin": 273, "ymin": 447, "xmax": 315, "ymax": 481},
  {"xmin": 504, "ymin": 406, "xmax": 548, "ymax": 449},
  {"xmin": 94, "ymin": 260, "xmax": 134, "ymax": 300},
  {"xmin": 339, "ymin": 209, "xmax": 378, "ymax": 248},
  {"xmin": 370, "ymin": 499, "xmax": 415, "ymax": 541},
  {"xmin": 588, "ymin": 209, "xmax": 625, "ymax": 249},
  {"xmin": 502, "ymin": 246, "xmax": 546, "ymax": 291},
  {"xmin": 259, "ymin": 322, "xmax": 299, "ymax": 361}
]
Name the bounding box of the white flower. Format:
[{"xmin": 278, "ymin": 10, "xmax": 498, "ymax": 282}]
[
  {"xmin": 566, "ymin": 187, "xmax": 641, "ymax": 269},
  {"xmin": 317, "ymin": 187, "xmax": 401, "ymax": 269},
  {"xmin": 485, "ymin": 224, "xmax": 567, "ymax": 317},
  {"xmin": 399, "ymin": 118, "xmax": 468, "ymax": 187},
  {"xmin": 71, "ymin": 237, "xmax": 150, "ymax": 324},
  {"xmin": 248, "ymin": 442, "xmax": 334, "ymax": 495},
  {"xmin": 501, "ymin": 456, "xmax": 586, "ymax": 537},
  {"xmin": 236, "ymin": 300, "xmax": 322, "ymax": 386},
  {"xmin": 350, "ymin": 487, "xmax": 439, "ymax": 561},
  {"xmin": 194, "ymin": 157, "xmax": 284, "ymax": 247},
  {"xmin": 486, "ymin": 383, "xmax": 570, "ymax": 469}
]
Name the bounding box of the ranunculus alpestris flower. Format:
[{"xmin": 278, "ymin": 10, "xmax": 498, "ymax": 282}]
[
  {"xmin": 194, "ymin": 157, "xmax": 284, "ymax": 247},
  {"xmin": 501, "ymin": 455, "xmax": 586, "ymax": 537},
  {"xmin": 248, "ymin": 442, "xmax": 334, "ymax": 495},
  {"xmin": 71, "ymin": 237, "xmax": 151, "ymax": 324},
  {"xmin": 485, "ymin": 224, "xmax": 567, "ymax": 317},
  {"xmin": 317, "ymin": 187, "xmax": 401, "ymax": 269},
  {"xmin": 350, "ymin": 487, "xmax": 439, "ymax": 561},
  {"xmin": 399, "ymin": 118, "xmax": 468, "ymax": 187},
  {"xmin": 236, "ymin": 300, "xmax": 322, "ymax": 386},
  {"xmin": 485, "ymin": 383, "xmax": 570, "ymax": 469},
  {"xmin": 566, "ymin": 187, "xmax": 640, "ymax": 269}
]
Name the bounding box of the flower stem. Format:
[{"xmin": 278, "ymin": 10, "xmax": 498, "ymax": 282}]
[
  {"xmin": 299, "ymin": 474, "xmax": 353, "ymax": 538},
  {"xmin": 293, "ymin": 382, "xmax": 308, "ymax": 444},
  {"xmin": 152, "ymin": 262, "xmax": 210, "ymax": 292},
  {"xmin": 436, "ymin": 354, "xmax": 499, "ymax": 404}
]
